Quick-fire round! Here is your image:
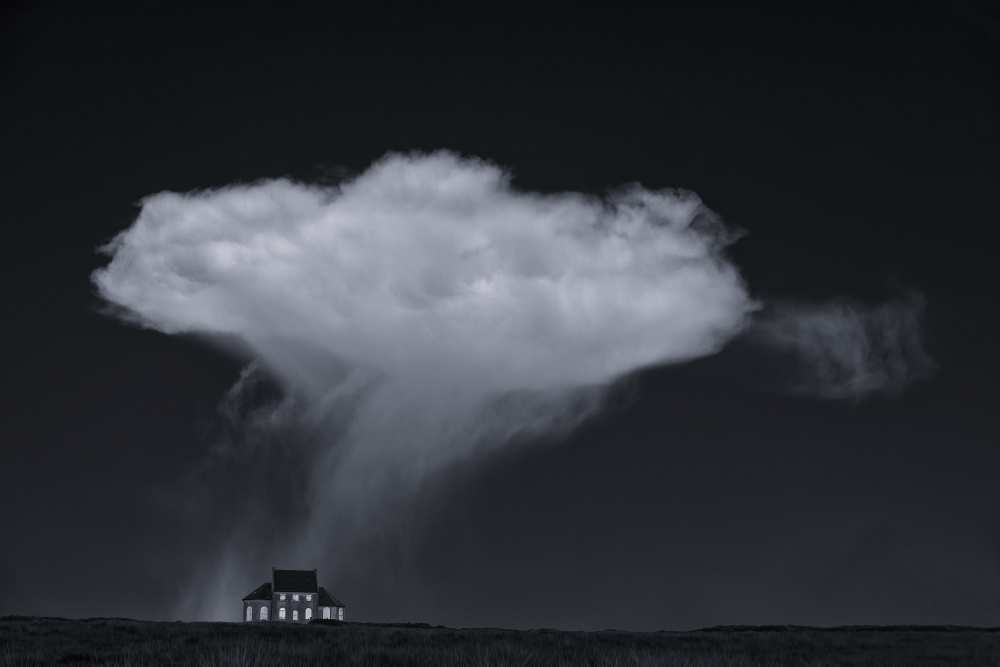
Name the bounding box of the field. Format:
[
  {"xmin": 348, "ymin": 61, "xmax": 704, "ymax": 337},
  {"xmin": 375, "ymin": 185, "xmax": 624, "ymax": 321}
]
[{"xmin": 2, "ymin": 617, "xmax": 998, "ymax": 666}]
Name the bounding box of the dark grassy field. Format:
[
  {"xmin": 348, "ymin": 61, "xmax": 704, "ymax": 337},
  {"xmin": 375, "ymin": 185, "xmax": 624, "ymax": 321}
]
[{"xmin": 2, "ymin": 617, "xmax": 998, "ymax": 666}]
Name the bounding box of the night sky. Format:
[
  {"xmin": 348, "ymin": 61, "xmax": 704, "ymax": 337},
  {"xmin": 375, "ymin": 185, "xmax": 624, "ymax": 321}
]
[{"xmin": 2, "ymin": 3, "xmax": 998, "ymax": 630}]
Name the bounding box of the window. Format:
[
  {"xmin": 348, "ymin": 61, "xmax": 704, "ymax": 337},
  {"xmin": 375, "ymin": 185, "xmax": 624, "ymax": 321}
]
[
  {"xmin": 279, "ymin": 594, "xmax": 286, "ymax": 601},
  {"xmin": 338, "ymin": 608, "xmax": 344, "ymax": 621},
  {"xmin": 292, "ymin": 594, "xmax": 299, "ymax": 601},
  {"xmin": 279, "ymin": 607, "xmax": 286, "ymax": 620},
  {"xmin": 306, "ymin": 594, "xmax": 312, "ymax": 601},
  {"xmin": 245, "ymin": 606, "xmax": 252, "ymax": 622},
  {"xmin": 323, "ymin": 607, "xmax": 331, "ymax": 619},
  {"xmin": 305, "ymin": 608, "xmax": 312, "ymax": 620},
  {"xmin": 292, "ymin": 610, "xmax": 299, "ymax": 621},
  {"xmin": 260, "ymin": 606, "xmax": 268, "ymax": 621}
]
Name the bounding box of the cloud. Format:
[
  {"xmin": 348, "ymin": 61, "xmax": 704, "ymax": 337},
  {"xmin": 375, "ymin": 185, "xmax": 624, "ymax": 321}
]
[
  {"xmin": 93, "ymin": 151, "xmax": 756, "ymax": 618},
  {"xmin": 94, "ymin": 153, "xmax": 753, "ymax": 395},
  {"xmin": 756, "ymin": 293, "xmax": 934, "ymax": 399}
]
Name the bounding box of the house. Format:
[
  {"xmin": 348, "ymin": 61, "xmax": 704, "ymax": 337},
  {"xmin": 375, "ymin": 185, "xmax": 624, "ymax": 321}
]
[{"xmin": 242, "ymin": 568, "xmax": 345, "ymax": 623}]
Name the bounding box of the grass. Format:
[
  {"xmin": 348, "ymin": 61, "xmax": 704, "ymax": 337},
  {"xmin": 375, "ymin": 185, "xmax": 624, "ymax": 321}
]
[{"xmin": 1, "ymin": 617, "xmax": 998, "ymax": 666}]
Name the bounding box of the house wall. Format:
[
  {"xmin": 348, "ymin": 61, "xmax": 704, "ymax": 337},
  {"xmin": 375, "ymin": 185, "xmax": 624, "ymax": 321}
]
[
  {"xmin": 272, "ymin": 591, "xmax": 318, "ymax": 623},
  {"xmin": 242, "ymin": 583, "xmax": 344, "ymax": 623},
  {"xmin": 320, "ymin": 605, "xmax": 345, "ymax": 621},
  {"xmin": 242, "ymin": 599, "xmax": 271, "ymax": 622}
]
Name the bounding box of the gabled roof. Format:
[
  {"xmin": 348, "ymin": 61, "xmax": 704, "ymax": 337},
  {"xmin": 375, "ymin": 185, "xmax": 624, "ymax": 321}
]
[
  {"xmin": 242, "ymin": 582, "xmax": 272, "ymax": 601},
  {"xmin": 273, "ymin": 568, "xmax": 318, "ymax": 592},
  {"xmin": 317, "ymin": 586, "xmax": 345, "ymax": 607}
]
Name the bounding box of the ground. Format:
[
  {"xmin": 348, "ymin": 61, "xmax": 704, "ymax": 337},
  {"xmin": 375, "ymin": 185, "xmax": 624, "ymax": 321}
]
[{"xmin": 1, "ymin": 617, "xmax": 998, "ymax": 666}]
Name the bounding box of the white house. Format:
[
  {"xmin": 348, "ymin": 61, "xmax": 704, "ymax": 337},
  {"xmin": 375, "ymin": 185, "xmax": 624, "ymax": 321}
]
[{"xmin": 242, "ymin": 568, "xmax": 346, "ymax": 623}]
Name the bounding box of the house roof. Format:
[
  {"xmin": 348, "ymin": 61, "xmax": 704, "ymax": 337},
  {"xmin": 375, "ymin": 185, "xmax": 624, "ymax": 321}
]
[
  {"xmin": 242, "ymin": 582, "xmax": 272, "ymax": 601},
  {"xmin": 317, "ymin": 586, "xmax": 345, "ymax": 607},
  {"xmin": 273, "ymin": 568, "xmax": 318, "ymax": 592}
]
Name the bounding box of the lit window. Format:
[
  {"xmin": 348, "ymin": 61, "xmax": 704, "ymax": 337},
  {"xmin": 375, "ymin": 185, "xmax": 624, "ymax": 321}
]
[
  {"xmin": 279, "ymin": 594, "xmax": 286, "ymax": 601},
  {"xmin": 305, "ymin": 608, "xmax": 312, "ymax": 620},
  {"xmin": 323, "ymin": 607, "xmax": 331, "ymax": 619},
  {"xmin": 338, "ymin": 608, "xmax": 343, "ymax": 620},
  {"xmin": 279, "ymin": 607, "xmax": 286, "ymax": 620},
  {"xmin": 245, "ymin": 607, "xmax": 252, "ymax": 622},
  {"xmin": 260, "ymin": 606, "xmax": 268, "ymax": 621},
  {"xmin": 292, "ymin": 594, "xmax": 299, "ymax": 601},
  {"xmin": 292, "ymin": 610, "xmax": 299, "ymax": 621},
  {"xmin": 306, "ymin": 594, "xmax": 312, "ymax": 601}
]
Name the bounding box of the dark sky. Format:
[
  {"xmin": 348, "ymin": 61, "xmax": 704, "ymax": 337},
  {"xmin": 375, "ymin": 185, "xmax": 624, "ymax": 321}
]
[{"xmin": 2, "ymin": 2, "xmax": 998, "ymax": 629}]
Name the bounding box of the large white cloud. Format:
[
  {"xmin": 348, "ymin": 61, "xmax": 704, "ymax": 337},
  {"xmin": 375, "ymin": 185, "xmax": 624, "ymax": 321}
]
[{"xmin": 94, "ymin": 152, "xmax": 754, "ymax": 398}]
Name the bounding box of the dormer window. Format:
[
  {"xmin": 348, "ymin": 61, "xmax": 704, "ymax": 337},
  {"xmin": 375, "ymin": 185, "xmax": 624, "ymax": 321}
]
[{"xmin": 292, "ymin": 594, "xmax": 299, "ymax": 601}]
